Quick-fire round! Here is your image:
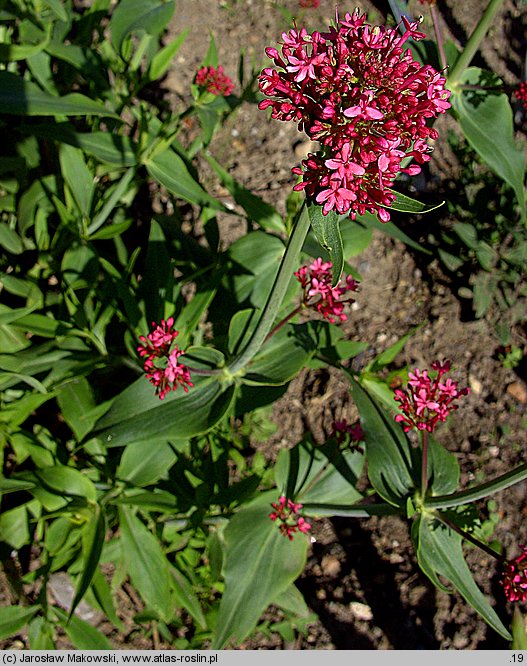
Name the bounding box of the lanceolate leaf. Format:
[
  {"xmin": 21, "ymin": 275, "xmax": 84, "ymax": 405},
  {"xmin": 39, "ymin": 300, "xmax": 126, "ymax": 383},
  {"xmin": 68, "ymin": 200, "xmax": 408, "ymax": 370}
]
[
  {"xmin": 389, "ymin": 189, "xmax": 445, "ymax": 214},
  {"xmin": 451, "ymin": 67, "xmax": 526, "ymax": 221},
  {"xmin": 0, "ymin": 606, "xmax": 39, "ymax": 640},
  {"xmin": 146, "ymin": 148, "xmax": 225, "ymax": 211},
  {"xmin": 348, "ymin": 374, "xmax": 417, "ymax": 506},
  {"xmin": 69, "ymin": 507, "xmax": 106, "ymax": 620},
  {"xmin": 307, "ymin": 200, "xmax": 344, "ymax": 285},
  {"xmin": 416, "ymin": 515, "xmax": 511, "ymax": 641},
  {"xmin": 52, "ymin": 608, "xmax": 112, "ymax": 649},
  {"xmin": 110, "ymin": 0, "xmax": 175, "ymax": 55},
  {"xmin": 213, "ymin": 492, "xmax": 308, "ymax": 649},
  {"xmin": 92, "ymin": 376, "xmax": 235, "ymax": 447},
  {"xmin": 0, "ymin": 72, "xmax": 118, "ymax": 117},
  {"xmin": 242, "ymin": 323, "xmax": 314, "ymax": 386},
  {"xmin": 119, "ymin": 507, "xmax": 174, "ymax": 622}
]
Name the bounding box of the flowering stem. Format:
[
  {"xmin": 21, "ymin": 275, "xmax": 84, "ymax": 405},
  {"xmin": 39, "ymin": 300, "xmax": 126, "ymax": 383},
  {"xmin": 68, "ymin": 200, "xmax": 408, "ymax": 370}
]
[
  {"xmin": 264, "ymin": 304, "xmax": 304, "ymax": 343},
  {"xmin": 425, "ymin": 462, "xmax": 527, "ymax": 509},
  {"xmin": 302, "ymin": 501, "xmax": 400, "ymax": 518},
  {"xmin": 421, "ymin": 429, "xmax": 430, "ymax": 499},
  {"xmin": 227, "ymin": 201, "xmax": 311, "ymax": 374},
  {"xmin": 434, "ymin": 510, "xmax": 504, "ymax": 562},
  {"xmin": 430, "ymin": 4, "xmax": 447, "ymax": 73},
  {"xmin": 447, "ymin": 0, "xmax": 505, "ymax": 88}
]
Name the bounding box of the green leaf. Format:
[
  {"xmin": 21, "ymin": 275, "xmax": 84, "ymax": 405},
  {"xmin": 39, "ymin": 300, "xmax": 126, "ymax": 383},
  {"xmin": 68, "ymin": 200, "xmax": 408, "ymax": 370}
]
[
  {"xmin": 59, "ymin": 144, "xmax": 95, "ymax": 218},
  {"xmin": 0, "ymin": 72, "xmax": 119, "ymax": 118},
  {"xmin": 69, "ymin": 507, "xmax": 106, "ymax": 619},
  {"xmin": 147, "ymin": 29, "xmax": 189, "ymax": 82},
  {"xmin": 0, "ymin": 477, "xmax": 36, "ymax": 494},
  {"xmin": 27, "ymin": 124, "xmax": 138, "ymax": 166},
  {"xmin": 205, "ymin": 153, "xmax": 285, "ymax": 233},
  {"xmin": 117, "ymin": 440, "xmax": 177, "ymax": 486},
  {"xmin": 0, "ymin": 504, "xmax": 30, "ymax": 549},
  {"xmin": 146, "ymin": 148, "xmax": 224, "ymax": 210},
  {"xmin": 275, "ymin": 438, "xmax": 364, "ymax": 505},
  {"xmin": 56, "ymin": 378, "xmax": 97, "ymax": 441},
  {"xmin": 389, "ymin": 189, "xmax": 445, "ymax": 214},
  {"xmin": 110, "ymin": 0, "xmax": 175, "ymax": 55},
  {"xmin": 92, "ymin": 375, "xmax": 234, "ymax": 448},
  {"xmin": 364, "ymin": 326, "xmax": 419, "ymax": 373},
  {"xmin": 0, "ymin": 223, "xmax": 24, "ymax": 254},
  {"xmin": 34, "ymin": 466, "xmax": 97, "ymax": 501},
  {"xmin": 227, "ymin": 231, "xmax": 286, "ymax": 308},
  {"xmin": 451, "ymin": 67, "xmax": 526, "ymax": 221},
  {"xmin": 416, "ymin": 515, "xmax": 511, "ymax": 640},
  {"xmin": 512, "ymin": 607, "xmax": 527, "ymax": 649},
  {"xmin": 171, "ymin": 569, "xmax": 207, "ymax": 630},
  {"xmin": 427, "ymin": 436, "xmax": 460, "ymax": 496},
  {"xmin": 0, "ymin": 606, "xmax": 39, "ymax": 640},
  {"xmin": 90, "ymin": 569, "xmax": 125, "ymax": 632},
  {"xmin": 119, "ymin": 506, "xmax": 174, "ymax": 622},
  {"xmin": 453, "ymin": 222, "xmax": 479, "ymax": 250},
  {"xmin": 273, "ymin": 584, "xmax": 310, "ymax": 618},
  {"xmin": 242, "ymin": 324, "xmax": 314, "ymax": 386},
  {"xmin": 213, "ymin": 492, "xmax": 308, "ymax": 649},
  {"xmin": 52, "ymin": 607, "xmax": 112, "ymax": 649},
  {"xmin": 28, "ymin": 616, "xmax": 55, "ymax": 650},
  {"xmin": 349, "ymin": 374, "xmax": 417, "ymax": 506},
  {"xmin": 307, "ymin": 200, "xmax": 344, "ymax": 285}
]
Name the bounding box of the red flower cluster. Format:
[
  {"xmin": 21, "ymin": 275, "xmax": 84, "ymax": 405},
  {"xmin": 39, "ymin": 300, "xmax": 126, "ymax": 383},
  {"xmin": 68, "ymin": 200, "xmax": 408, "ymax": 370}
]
[
  {"xmin": 295, "ymin": 257, "xmax": 358, "ymax": 323},
  {"xmin": 137, "ymin": 318, "xmax": 194, "ymax": 400},
  {"xmin": 501, "ymin": 546, "xmax": 527, "ymax": 602},
  {"xmin": 332, "ymin": 418, "xmax": 365, "ymax": 451},
  {"xmin": 195, "ymin": 65, "xmax": 234, "ymax": 96},
  {"xmin": 259, "ymin": 10, "xmax": 450, "ymax": 222},
  {"xmin": 394, "ymin": 360, "xmax": 469, "ymax": 433},
  {"xmin": 269, "ymin": 495, "xmax": 312, "ymax": 540},
  {"xmin": 299, "ymin": 0, "xmax": 320, "ymax": 7},
  {"xmin": 515, "ymin": 81, "xmax": 527, "ymax": 111}
]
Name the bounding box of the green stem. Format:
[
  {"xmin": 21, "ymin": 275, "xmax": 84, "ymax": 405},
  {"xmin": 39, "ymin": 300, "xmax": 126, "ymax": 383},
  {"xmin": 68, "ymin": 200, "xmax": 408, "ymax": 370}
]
[
  {"xmin": 227, "ymin": 201, "xmax": 311, "ymax": 374},
  {"xmin": 421, "ymin": 429, "xmax": 429, "ymax": 499},
  {"xmin": 302, "ymin": 501, "xmax": 400, "ymax": 518},
  {"xmin": 264, "ymin": 303, "xmax": 304, "ymax": 343},
  {"xmin": 425, "ymin": 462, "xmax": 527, "ymax": 509},
  {"xmin": 430, "ymin": 5, "xmax": 447, "ymax": 73},
  {"xmin": 447, "ymin": 0, "xmax": 505, "ymax": 88},
  {"xmin": 434, "ymin": 510, "xmax": 504, "ymax": 562}
]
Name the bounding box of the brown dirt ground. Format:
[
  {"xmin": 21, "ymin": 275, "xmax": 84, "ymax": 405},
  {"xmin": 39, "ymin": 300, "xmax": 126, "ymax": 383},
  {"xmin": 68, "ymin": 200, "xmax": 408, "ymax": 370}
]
[{"xmin": 2, "ymin": 0, "xmax": 527, "ymax": 651}]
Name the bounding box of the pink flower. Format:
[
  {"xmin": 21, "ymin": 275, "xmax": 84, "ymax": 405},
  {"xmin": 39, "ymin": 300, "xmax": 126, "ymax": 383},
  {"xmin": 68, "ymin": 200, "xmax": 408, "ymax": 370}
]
[
  {"xmin": 394, "ymin": 359, "xmax": 469, "ymax": 433},
  {"xmin": 515, "ymin": 81, "xmax": 527, "ymax": 110},
  {"xmin": 269, "ymin": 495, "xmax": 312, "ymax": 540},
  {"xmin": 259, "ymin": 9, "xmax": 450, "ymax": 223},
  {"xmin": 295, "ymin": 258, "xmax": 359, "ymax": 323},
  {"xmin": 331, "ymin": 418, "xmax": 365, "ymax": 452},
  {"xmin": 138, "ymin": 320, "xmax": 193, "ymax": 400},
  {"xmin": 195, "ymin": 65, "xmax": 234, "ymax": 96},
  {"xmin": 299, "ymin": 0, "xmax": 320, "ymax": 7},
  {"xmin": 501, "ymin": 546, "xmax": 527, "ymax": 602},
  {"xmin": 137, "ymin": 317, "xmax": 179, "ymax": 359}
]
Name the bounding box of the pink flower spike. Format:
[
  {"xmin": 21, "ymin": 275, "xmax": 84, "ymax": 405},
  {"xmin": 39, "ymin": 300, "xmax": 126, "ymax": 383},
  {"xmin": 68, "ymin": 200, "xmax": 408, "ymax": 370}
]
[
  {"xmin": 138, "ymin": 319, "xmax": 193, "ymax": 400},
  {"xmin": 259, "ymin": 10, "xmax": 450, "ymax": 222},
  {"xmin": 394, "ymin": 359, "xmax": 469, "ymax": 433},
  {"xmin": 295, "ymin": 258, "xmax": 359, "ymax": 323},
  {"xmin": 501, "ymin": 546, "xmax": 527, "ymax": 602},
  {"xmin": 195, "ymin": 65, "xmax": 234, "ymax": 96},
  {"xmin": 269, "ymin": 495, "xmax": 312, "ymax": 540}
]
